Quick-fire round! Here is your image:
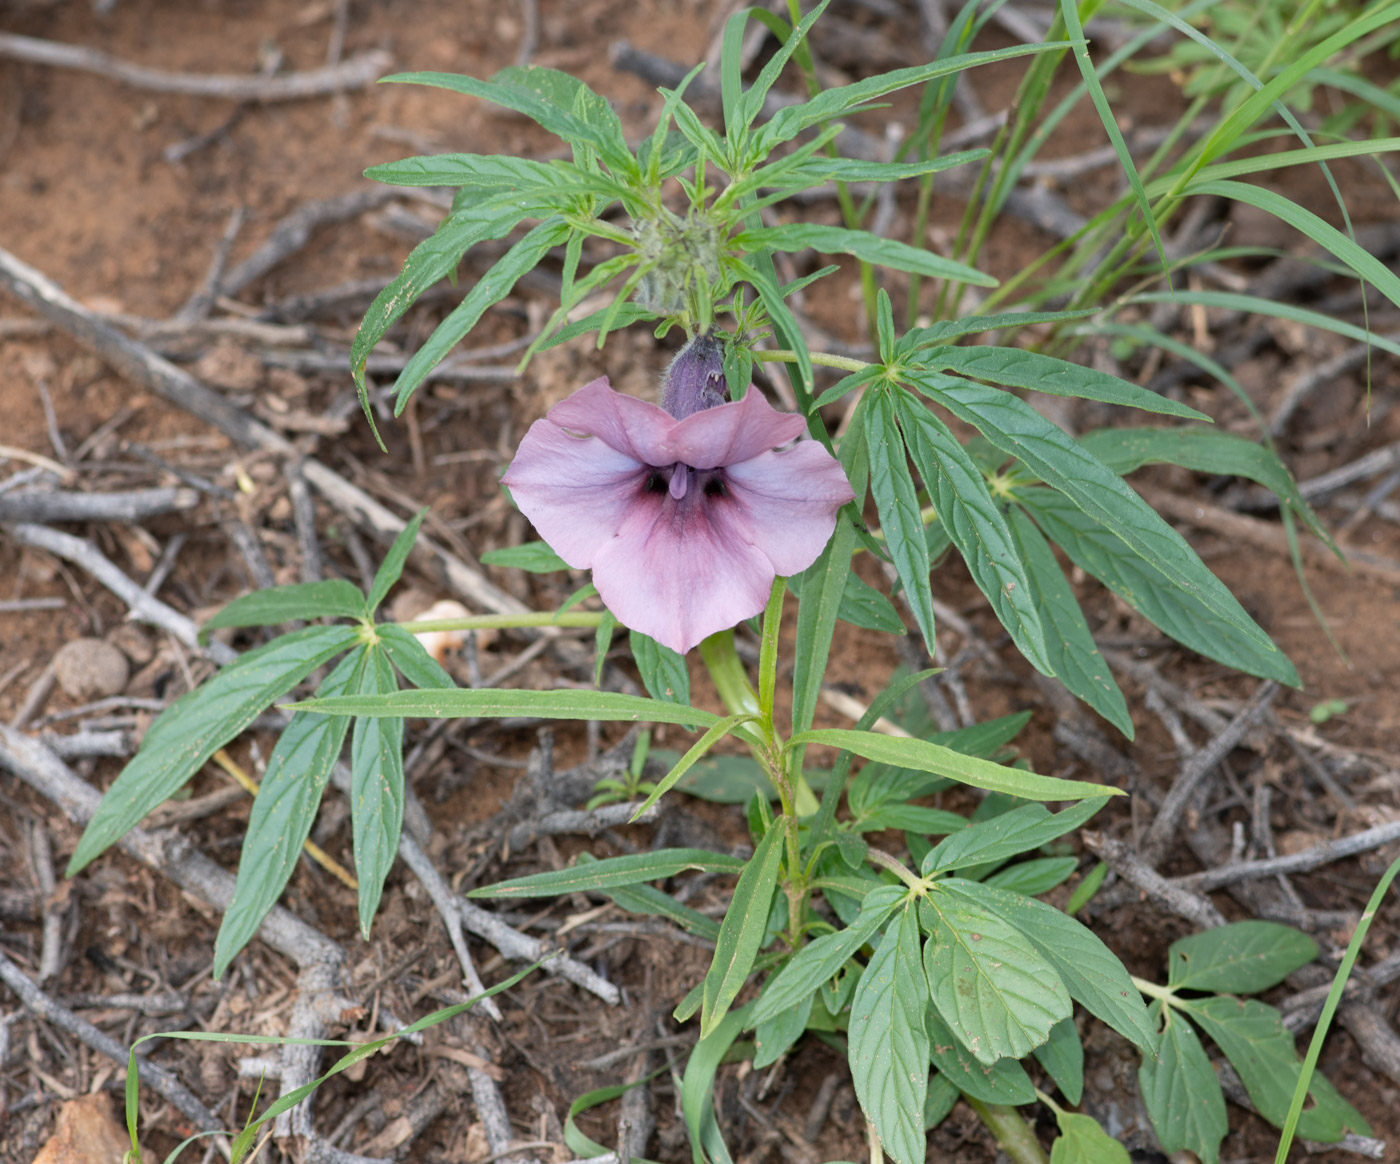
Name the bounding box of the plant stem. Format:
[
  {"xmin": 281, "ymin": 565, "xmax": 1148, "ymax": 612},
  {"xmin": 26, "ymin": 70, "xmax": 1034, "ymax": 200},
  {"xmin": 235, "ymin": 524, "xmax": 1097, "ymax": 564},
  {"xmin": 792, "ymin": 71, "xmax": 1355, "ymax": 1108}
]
[
  {"xmin": 1131, "ymin": 975, "xmax": 1175, "ymax": 1003},
  {"xmin": 753, "ymin": 349, "xmax": 870, "ymax": 373},
  {"xmin": 965, "ymin": 1099, "xmax": 1048, "ymax": 1164},
  {"xmin": 397, "ymin": 611, "xmax": 604, "ymax": 633}
]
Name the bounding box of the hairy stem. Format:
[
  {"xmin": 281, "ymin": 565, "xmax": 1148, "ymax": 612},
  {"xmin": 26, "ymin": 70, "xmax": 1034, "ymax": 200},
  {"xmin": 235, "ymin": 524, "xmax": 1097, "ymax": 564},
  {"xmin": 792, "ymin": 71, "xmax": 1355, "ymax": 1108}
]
[{"xmin": 965, "ymin": 1099, "xmax": 1048, "ymax": 1164}]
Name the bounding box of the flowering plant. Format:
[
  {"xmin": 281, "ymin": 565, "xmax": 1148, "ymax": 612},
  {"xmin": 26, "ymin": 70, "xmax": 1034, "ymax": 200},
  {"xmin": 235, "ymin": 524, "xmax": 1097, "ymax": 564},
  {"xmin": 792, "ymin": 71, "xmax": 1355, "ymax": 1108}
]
[{"xmin": 69, "ymin": 1, "xmax": 1399, "ymax": 1161}]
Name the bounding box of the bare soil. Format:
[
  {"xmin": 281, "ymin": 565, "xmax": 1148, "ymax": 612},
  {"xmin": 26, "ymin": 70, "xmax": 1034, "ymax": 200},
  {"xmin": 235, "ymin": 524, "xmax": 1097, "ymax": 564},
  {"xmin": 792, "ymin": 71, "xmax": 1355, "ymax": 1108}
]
[{"xmin": 2, "ymin": 3, "xmax": 1399, "ymax": 1163}]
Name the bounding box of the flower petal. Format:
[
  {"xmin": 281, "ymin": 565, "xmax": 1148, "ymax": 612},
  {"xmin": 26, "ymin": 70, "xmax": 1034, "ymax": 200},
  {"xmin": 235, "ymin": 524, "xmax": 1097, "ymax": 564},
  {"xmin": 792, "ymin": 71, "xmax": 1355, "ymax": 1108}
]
[
  {"xmin": 590, "ymin": 493, "xmax": 775, "ymax": 654},
  {"xmin": 502, "ymin": 417, "xmax": 648, "ymax": 569},
  {"xmin": 547, "ymin": 377, "xmax": 681, "ymax": 467},
  {"xmin": 721, "ymin": 442, "xmax": 855, "ymax": 575},
  {"xmin": 669, "ymin": 387, "xmax": 808, "ymax": 469}
]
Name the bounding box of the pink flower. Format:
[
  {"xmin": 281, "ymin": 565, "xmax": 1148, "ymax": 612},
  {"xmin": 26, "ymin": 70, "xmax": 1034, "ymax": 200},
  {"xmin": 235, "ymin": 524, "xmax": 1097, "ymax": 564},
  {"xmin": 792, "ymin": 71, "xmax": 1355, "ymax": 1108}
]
[{"xmin": 502, "ymin": 343, "xmax": 853, "ymax": 654}]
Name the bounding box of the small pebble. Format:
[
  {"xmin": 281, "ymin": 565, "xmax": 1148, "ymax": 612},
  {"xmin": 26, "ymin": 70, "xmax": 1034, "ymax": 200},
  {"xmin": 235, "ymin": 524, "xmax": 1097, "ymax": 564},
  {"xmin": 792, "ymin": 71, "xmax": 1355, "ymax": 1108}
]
[{"xmin": 54, "ymin": 638, "xmax": 130, "ymax": 701}]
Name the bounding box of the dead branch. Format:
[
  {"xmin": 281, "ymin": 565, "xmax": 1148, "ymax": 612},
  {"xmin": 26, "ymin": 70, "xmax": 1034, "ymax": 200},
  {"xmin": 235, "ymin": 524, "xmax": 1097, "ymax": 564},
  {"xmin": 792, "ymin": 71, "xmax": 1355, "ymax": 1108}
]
[
  {"xmin": 219, "ymin": 187, "xmax": 398, "ymax": 298},
  {"xmin": 0, "ymin": 487, "xmax": 199, "ymax": 523},
  {"xmin": 4, "ymin": 523, "xmax": 237, "ymax": 665},
  {"xmin": 1140, "ymin": 681, "xmax": 1278, "ymax": 866},
  {"xmin": 0, "ymin": 948, "xmax": 226, "ymax": 1145},
  {"xmin": 0, "ymin": 33, "xmax": 391, "ymax": 103},
  {"xmin": 1081, "ymin": 832, "xmax": 1227, "ymax": 929},
  {"xmin": 1172, "ymin": 817, "xmax": 1400, "ymax": 893},
  {"xmin": 505, "ymin": 801, "xmax": 659, "ymax": 851},
  {"xmin": 456, "ymin": 897, "xmax": 621, "ymax": 1005}
]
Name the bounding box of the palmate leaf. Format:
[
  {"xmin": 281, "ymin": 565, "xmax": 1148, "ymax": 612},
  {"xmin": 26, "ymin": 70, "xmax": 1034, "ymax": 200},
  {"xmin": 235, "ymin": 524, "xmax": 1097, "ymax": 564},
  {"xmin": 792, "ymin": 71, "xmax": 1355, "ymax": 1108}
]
[
  {"xmin": 350, "ymin": 647, "xmax": 405, "ymax": 938},
  {"xmin": 849, "ymin": 904, "xmax": 929, "ymax": 1164},
  {"xmin": 910, "ymin": 373, "xmax": 1280, "ymax": 655},
  {"xmin": 920, "ymin": 349, "xmax": 1205, "ymax": 420},
  {"xmin": 1167, "ymin": 921, "xmax": 1318, "ymax": 995},
  {"xmin": 1035, "ymin": 1016, "xmax": 1084, "ymax": 1105},
  {"xmin": 1018, "ymin": 488, "xmax": 1299, "ymax": 685},
  {"xmin": 788, "ymin": 728, "xmax": 1115, "ymax": 802},
  {"xmin": 1138, "ymin": 1002, "xmax": 1227, "ymax": 1164},
  {"xmin": 701, "ymin": 818, "xmax": 785, "ymax": 1036},
  {"xmin": 926, "ymin": 1010, "xmax": 1036, "ymax": 1105},
  {"xmin": 468, "ymin": 849, "xmax": 745, "ymax": 899},
  {"xmin": 735, "ymin": 223, "xmax": 995, "ymax": 285},
  {"xmin": 944, "ymin": 880, "xmax": 1157, "ymax": 1053},
  {"xmin": 749, "ymin": 885, "xmax": 905, "ymax": 1025},
  {"xmin": 922, "ymin": 887, "xmax": 1071, "ymax": 1063},
  {"xmin": 865, "ymin": 388, "xmax": 937, "ymax": 653},
  {"xmin": 199, "ymin": 579, "xmax": 367, "ymax": 637},
  {"xmin": 921, "ymin": 799, "xmax": 1109, "ymax": 877},
  {"xmin": 67, "ymin": 625, "xmax": 362, "ymax": 876},
  {"xmin": 1008, "ymin": 507, "xmax": 1133, "ymax": 736},
  {"xmin": 393, "ymin": 217, "xmax": 572, "ymax": 414},
  {"xmin": 629, "ymin": 630, "xmax": 692, "ymax": 707},
  {"xmin": 381, "ymin": 68, "xmax": 634, "ymax": 176},
  {"xmin": 1050, "ymin": 1112, "xmax": 1130, "ymax": 1164},
  {"xmin": 214, "ymin": 648, "xmax": 365, "ymax": 977},
  {"xmin": 1181, "ymin": 996, "xmax": 1370, "ymax": 1142},
  {"xmin": 894, "ymin": 390, "xmax": 1051, "ymax": 674},
  {"xmin": 292, "ymin": 686, "xmax": 722, "ymax": 729}
]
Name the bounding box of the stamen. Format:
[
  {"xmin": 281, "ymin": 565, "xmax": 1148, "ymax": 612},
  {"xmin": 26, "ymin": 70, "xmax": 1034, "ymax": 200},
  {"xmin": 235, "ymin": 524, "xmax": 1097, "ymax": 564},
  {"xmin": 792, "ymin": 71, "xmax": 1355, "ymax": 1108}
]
[{"xmin": 669, "ymin": 464, "xmax": 689, "ymax": 500}]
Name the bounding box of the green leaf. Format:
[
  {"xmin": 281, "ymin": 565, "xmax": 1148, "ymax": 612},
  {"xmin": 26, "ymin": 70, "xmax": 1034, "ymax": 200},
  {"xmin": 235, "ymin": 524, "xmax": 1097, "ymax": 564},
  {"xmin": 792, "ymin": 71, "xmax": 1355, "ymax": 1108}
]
[
  {"xmin": 702, "ymin": 818, "xmax": 786, "ymax": 1037},
  {"xmin": 1019, "ymin": 488, "xmax": 1299, "ymax": 685},
  {"xmin": 924, "ymin": 1073, "xmax": 959, "ymax": 1131},
  {"xmin": 849, "ymin": 904, "xmax": 930, "ymax": 1164},
  {"xmin": 630, "ymin": 630, "xmax": 692, "ymax": 707},
  {"xmin": 776, "ymin": 151, "xmax": 988, "ymax": 186},
  {"xmin": 737, "ymin": 224, "xmax": 995, "ymax": 286},
  {"xmin": 1181, "ymin": 996, "xmax": 1369, "ymax": 1141},
  {"xmin": 750, "ymin": 885, "xmax": 906, "ymax": 1026},
  {"xmin": 926, "ymin": 1010, "xmax": 1035, "ymax": 1105},
  {"xmin": 943, "ymin": 880, "xmax": 1157, "ymax": 1053},
  {"xmin": 895, "ymin": 391, "xmax": 1050, "ymax": 674},
  {"xmin": 350, "ymin": 647, "xmax": 405, "ymax": 938},
  {"xmin": 1077, "ymin": 426, "xmax": 1334, "ymax": 550},
  {"xmin": 900, "ymin": 309, "xmax": 1099, "ymax": 353},
  {"xmin": 351, "ymin": 205, "xmax": 525, "ymax": 395},
  {"xmin": 468, "ymin": 849, "xmax": 745, "ymax": 899},
  {"xmin": 913, "ymin": 374, "xmax": 1279, "ymax": 654},
  {"xmin": 214, "ymin": 648, "xmax": 364, "ymax": 977},
  {"xmin": 367, "ymin": 509, "xmax": 427, "ymax": 614},
  {"xmin": 1167, "ymin": 921, "xmax": 1318, "ymax": 995},
  {"xmin": 594, "ymin": 609, "xmax": 616, "ymax": 686},
  {"xmin": 1050, "ymin": 1111, "xmax": 1130, "ymax": 1164},
  {"xmin": 200, "ymin": 580, "xmax": 367, "ymax": 638},
  {"xmin": 792, "ymin": 514, "xmax": 857, "ymax": 735},
  {"xmin": 1139, "ymin": 1002, "xmax": 1227, "ymax": 1164},
  {"xmin": 586, "ymin": 868, "xmax": 721, "ymax": 943},
  {"xmin": 923, "ymin": 887, "xmax": 1071, "ymax": 1063},
  {"xmin": 1007, "ymin": 508, "xmax": 1133, "ymax": 737},
  {"xmin": 67, "ymin": 626, "xmax": 360, "ymax": 876},
  {"xmin": 376, "ymin": 624, "xmax": 455, "ymax": 691},
  {"xmin": 866, "ymin": 389, "xmax": 937, "ymax": 654},
  {"xmin": 920, "ymin": 349, "xmax": 1204, "ymax": 421},
  {"xmin": 983, "ymin": 857, "xmax": 1080, "ymax": 897},
  {"xmin": 537, "ymin": 302, "xmax": 659, "ymax": 352},
  {"xmin": 393, "ymin": 218, "xmax": 571, "ymax": 413},
  {"xmin": 855, "ymin": 804, "xmax": 968, "ymax": 835},
  {"xmin": 292, "ymin": 686, "xmax": 722, "ymax": 730},
  {"xmin": 737, "ymin": 0, "xmax": 833, "ymax": 133},
  {"xmin": 922, "ymin": 800, "xmax": 1109, "ymax": 877},
  {"xmin": 384, "ymin": 68, "xmax": 634, "ymax": 174},
  {"xmin": 1035, "ymin": 1016, "xmax": 1084, "ymax": 1105},
  {"xmin": 631, "ymin": 714, "xmax": 761, "ymax": 820},
  {"xmin": 754, "ymin": 992, "xmax": 813, "ymax": 1070},
  {"xmin": 480, "ymin": 541, "xmax": 570, "ymax": 573},
  {"xmin": 754, "ymin": 42, "xmax": 1067, "ymax": 151},
  {"xmin": 365, "ymin": 153, "xmax": 611, "ymax": 196},
  {"xmin": 681, "ymin": 1002, "xmax": 750, "ymax": 1164},
  {"xmin": 789, "ymin": 729, "xmax": 1117, "ymax": 802},
  {"xmin": 1191, "ymin": 180, "xmax": 1400, "ymax": 313}
]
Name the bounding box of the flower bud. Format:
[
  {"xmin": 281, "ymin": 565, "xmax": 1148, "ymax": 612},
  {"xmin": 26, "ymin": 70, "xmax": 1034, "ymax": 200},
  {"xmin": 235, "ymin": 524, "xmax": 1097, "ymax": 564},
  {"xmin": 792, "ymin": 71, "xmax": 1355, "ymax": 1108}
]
[{"xmin": 662, "ymin": 331, "xmax": 727, "ymax": 419}]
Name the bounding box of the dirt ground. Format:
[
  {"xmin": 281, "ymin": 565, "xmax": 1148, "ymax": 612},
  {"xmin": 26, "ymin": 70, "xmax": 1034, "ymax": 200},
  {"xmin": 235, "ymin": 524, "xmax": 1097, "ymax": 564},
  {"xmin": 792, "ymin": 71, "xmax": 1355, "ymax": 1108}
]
[{"xmin": 1, "ymin": 2, "xmax": 1399, "ymax": 1163}]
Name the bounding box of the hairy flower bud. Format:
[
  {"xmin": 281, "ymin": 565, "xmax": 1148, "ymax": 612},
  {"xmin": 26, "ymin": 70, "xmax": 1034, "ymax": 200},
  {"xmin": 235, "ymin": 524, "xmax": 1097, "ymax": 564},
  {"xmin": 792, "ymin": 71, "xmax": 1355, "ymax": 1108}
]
[{"xmin": 662, "ymin": 331, "xmax": 727, "ymax": 419}]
